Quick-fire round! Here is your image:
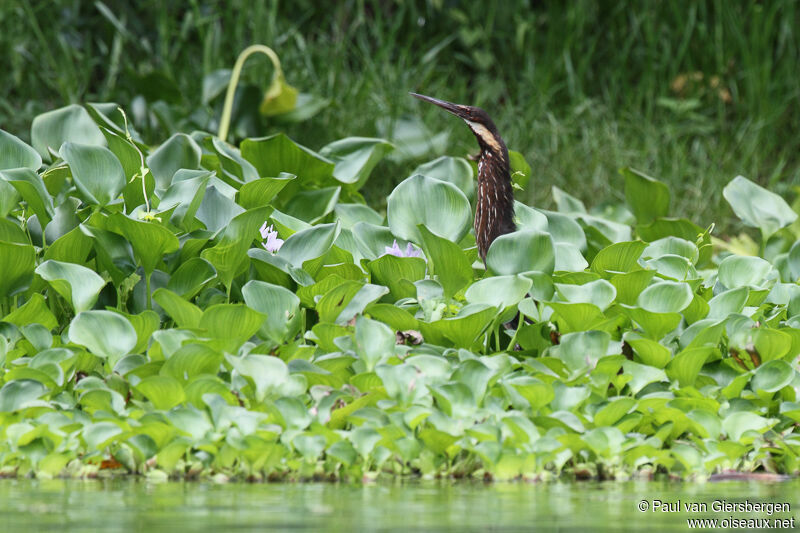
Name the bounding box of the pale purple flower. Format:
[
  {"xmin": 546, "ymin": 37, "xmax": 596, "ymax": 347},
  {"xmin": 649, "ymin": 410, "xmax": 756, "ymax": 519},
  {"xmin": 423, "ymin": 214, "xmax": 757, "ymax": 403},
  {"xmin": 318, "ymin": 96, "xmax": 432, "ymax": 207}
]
[
  {"xmin": 260, "ymin": 222, "xmax": 284, "ymax": 253},
  {"xmin": 383, "ymin": 240, "xmax": 422, "ymax": 258}
]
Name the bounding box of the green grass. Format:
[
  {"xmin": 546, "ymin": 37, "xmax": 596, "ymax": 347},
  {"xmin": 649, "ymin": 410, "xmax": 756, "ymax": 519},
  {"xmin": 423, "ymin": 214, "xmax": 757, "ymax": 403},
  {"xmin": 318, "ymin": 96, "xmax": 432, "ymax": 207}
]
[{"xmin": 3, "ymin": 1, "xmax": 799, "ymax": 231}]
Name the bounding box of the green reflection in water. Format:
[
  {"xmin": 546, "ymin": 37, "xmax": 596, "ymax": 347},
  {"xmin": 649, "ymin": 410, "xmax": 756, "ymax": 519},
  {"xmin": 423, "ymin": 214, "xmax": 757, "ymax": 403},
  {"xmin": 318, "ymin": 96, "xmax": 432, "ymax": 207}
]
[{"xmin": 0, "ymin": 479, "xmax": 796, "ymax": 532}]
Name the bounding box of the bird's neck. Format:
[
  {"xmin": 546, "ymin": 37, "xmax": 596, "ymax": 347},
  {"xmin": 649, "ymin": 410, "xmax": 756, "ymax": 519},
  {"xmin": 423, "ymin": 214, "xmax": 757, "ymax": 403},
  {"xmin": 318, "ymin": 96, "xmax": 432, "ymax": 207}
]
[{"xmin": 475, "ymin": 148, "xmax": 516, "ymax": 261}]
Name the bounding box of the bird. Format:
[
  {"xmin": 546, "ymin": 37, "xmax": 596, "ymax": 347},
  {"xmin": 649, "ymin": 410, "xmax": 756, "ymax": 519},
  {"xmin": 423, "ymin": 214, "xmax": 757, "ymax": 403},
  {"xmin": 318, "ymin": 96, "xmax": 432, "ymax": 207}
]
[{"xmin": 410, "ymin": 92, "xmax": 516, "ymax": 262}]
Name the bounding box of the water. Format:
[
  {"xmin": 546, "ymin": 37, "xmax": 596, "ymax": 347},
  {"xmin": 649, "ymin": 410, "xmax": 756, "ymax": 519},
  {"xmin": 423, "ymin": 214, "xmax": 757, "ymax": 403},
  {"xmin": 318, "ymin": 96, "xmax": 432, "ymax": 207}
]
[{"xmin": 0, "ymin": 478, "xmax": 796, "ymax": 532}]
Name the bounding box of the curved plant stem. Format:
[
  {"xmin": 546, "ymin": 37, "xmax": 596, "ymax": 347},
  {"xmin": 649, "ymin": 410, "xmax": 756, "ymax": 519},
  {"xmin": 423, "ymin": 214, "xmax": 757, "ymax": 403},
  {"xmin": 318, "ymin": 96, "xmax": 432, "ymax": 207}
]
[
  {"xmin": 118, "ymin": 108, "xmax": 150, "ymax": 214},
  {"xmin": 218, "ymin": 44, "xmax": 282, "ymax": 143}
]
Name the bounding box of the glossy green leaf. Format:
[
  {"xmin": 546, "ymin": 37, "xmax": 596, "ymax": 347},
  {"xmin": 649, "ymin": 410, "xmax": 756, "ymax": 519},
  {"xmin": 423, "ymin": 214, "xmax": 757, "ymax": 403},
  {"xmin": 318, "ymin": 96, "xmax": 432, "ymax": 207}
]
[
  {"xmin": 0, "ymin": 241, "xmax": 36, "ymax": 298},
  {"xmin": 108, "ymin": 213, "xmax": 180, "ymax": 276},
  {"xmin": 242, "ymin": 280, "xmax": 302, "ymax": 345},
  {"xmin": 320, "ymin": 137, "xmax": 394, "ymax": 189},
  {"xmin": 465, "ymin": 275, "xmax": 532, "ymax": 309},
  {"xmin": 0, "ymin": 380, "xmax": 48, "ymax": 412},
  {"xmin": 723, "ymin": 175, "xmax": 797, "ymax": 238},
  {"xmin": 134, "ymin": 375, "xmax": 186, "ymax": 410},
  {"xmin": 591, "ymin": 241, "xmax": 646, "ymax": 276},
  {"xmin": 637, "ymin": 281, "xmax": 693, "ymax": 313},
  {"xmin": 418, "ymin": 225, "xmax": 471, "ymax": 298},
  {"xmin": 60, "ymin": 142, "xmax": 126, "ymax": 207},
  {"xmin": 623, "ymin": 167, "xmax": 670, "ymax": 224},
  {"xmin": 0, "ymin": 129, "xmax": 42, "ymax": 170},
  {"xmin": 146, "ymin": 133, "xmax": 201, "ymax": 191},
  {"xmin": 486, "ymin": 230, "xmax": 555, "ymax": 275},
  {"xmin": 199, "ymin": 304, "xmax": 266, "ymax": 345},
  {"xmin": 31, "ymin": 104, "xmax": 105, "ymax": 161},
  {"xmin": 412, "ymin": 155, "xmax": 474, "ymax": 200},
  {"xmin": 387, "ymin": 174, "xmax": 471, "ymax": 244},
  {"xmin": 717, "ymin": 255, "xmax": 772, "ymax": 289},
  {"xmin": 225, "ymin": 353, "xmax": 289, "ymax": 402},
  {"xmin": 35, "ymin": 260, "xmax": 106, "ymax": 313},
  {"xmin": 278, "ymin": 222, "xmax": 340, "ymax": 268},
  {"xmin": 555, "ymin": 279, "xmax": 616, "ymax": 311},
  {"xmin": 69, "ymin": 310, "xmax": 137, "ymax": 364},
  {"xmin": 0, "ymin": 168, "xmax": 55, "ymax": 228}
]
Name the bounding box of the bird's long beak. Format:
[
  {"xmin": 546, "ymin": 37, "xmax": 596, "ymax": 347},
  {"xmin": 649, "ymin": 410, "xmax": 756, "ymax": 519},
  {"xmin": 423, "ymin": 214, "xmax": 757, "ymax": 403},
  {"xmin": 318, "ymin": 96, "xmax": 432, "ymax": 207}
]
[{"xmin": 410, "ymin": 92, "xmax": 468, "ymax": 119}]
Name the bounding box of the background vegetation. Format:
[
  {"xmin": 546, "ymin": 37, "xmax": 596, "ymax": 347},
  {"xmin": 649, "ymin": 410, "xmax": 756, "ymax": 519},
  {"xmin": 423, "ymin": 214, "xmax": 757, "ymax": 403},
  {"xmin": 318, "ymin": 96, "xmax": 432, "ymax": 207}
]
[{"xmin": 3, "ymin": 0, "xmax": 799, "ymax": 229}]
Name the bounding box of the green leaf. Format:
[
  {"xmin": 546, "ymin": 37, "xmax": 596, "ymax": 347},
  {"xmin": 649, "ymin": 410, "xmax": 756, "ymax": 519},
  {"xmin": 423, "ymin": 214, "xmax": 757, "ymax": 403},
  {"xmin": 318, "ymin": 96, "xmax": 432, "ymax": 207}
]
[
  {"xmin": 0, "ymin": 380, "xmax": 48, "ymax": 412},
  {"xmin": 354, "ymin": 316, "xmax": 396, "ymax": 372},
  {"xmin": 723, "ymin": 176, "xmax": 797, "ymax": 238},
  {"xmin": 387, "ymin": 174, "xmax": 471, "ymax": 244},
  {"xmin": 60, "ymin": 142, "xmax": 126, "ymax": 207},
  {"xmin": 152, "ymin": 288, "xmax": 202, "ymax": 328},
  {"xmin": 465, "ymin": 275, "xmax": 532, "ymax": 309},
  {"xmin": 31, "ymin": 104, "xmax": 105, "ymax": 161},
  {"xmin": 623, "ymin": 332, "xmax": 671, "ymax": 368},
  {"xmin": 199, "ymin": 304, "xmax": 265, "ymax": 345},
  {"xmin": 237, "ymin": 174, "xmax": 295, "ymax": 209},
  {"xmin": 753, "ymin": 329, "xmax": 792, "ymax": 363},
  {"xmin": 200, "ymin": 206, "xmax": 270, "ymax": 294},
  {"xmin": 320, "ymin": 137, "xmax": 394, "ymax": 189},
  {"xmin": 278, "ymin": 222, "xmax": 340, "ymax": 268},
  {"xmin": 418, "ymin": 225, "xmax": 472, "ymax": 298},
  {"xmin": 412, "ymin": 155, "xmax": 474, "ymax": 201},
  {"xmin": 591, "ymin": 241, "xmax": 647, "ymax": 277},
  {"xmin": 637, "ymin": 281, "xmax": 693, "ymax": 313},
  {"xmin": 556, "ymin": 330, "xmax": 610, "ymax": 372},
  {"xmin": 2, "ymin": 293, "xmax": 58, "ymax": 330},
  {"xmin": 707, "ymin": 287, "xmax": 748, "ymax": 319},
  {"xmin": 430, "ymin": 383, "xmax": 475, "ymax": 418},
  {"xmin": 423, "ymin": 304, "xmax": 497, "ymax": 348},
  {"xmin": 0, "ymin": 241, "xmax": 35, "ymax": 298},
  {"xmin": 35, "ymin": 260, "xmax": 106, "ymax": 313},
  {"xmin": 621, "ymin": 361, "xmax": 667, "ymax": 394},
  {"xmin": 623, "ymin": 167, "xmax": 670, "ymax": 224},
  {"xmin": 555, "ymin": 279, "xmax": 616, "ymax": 311},
  {"xmin": 225, "ymin": 353, "xmax": 289, "ymax": 402},
  {"xmin": 161, "ymin": 343, "xmax": 224, "ymax": 382},
  {"xmin": 166, "ymin": 257, "xmax": 217, "ymax": 300},
  {"xmin": 146, "ymin": 133, "xmax": 201, "ymax": 191},
  {"xmin": 722, "ymin": 411, "xmax": 775, "ymax": 442},
  {"xmin": 666, "ymin": 347, "xmax": 715, "ymax": 387},
  {"xmin": 367, "ymin": 254, "xmax": 427, "ymax": 300},
  {"xmin": 134, "ymin": 375, "xmax": 186, "ymax": 410},
  {"xmin": 486, "ymin": 230, "xmax": 555, "ymax": 275},
  {"xmin": 241, "ymin": 134, "xmax": 334, "ymax": 190},
  {"xmin": 0, "ymin": 129, "xmax": 42, "ymax": 170},
  {"xmin": 594, "ymin": 398, "xmax": 637, "ymax": 427},
  {"xmin": 717, "ymin": 255, "xmax": 772, "ymax": 289},
  {"xmin": 751, "ymin": 360, "xmax": 794, "ymax": 394},
  {"xmin": 69, "ymin": 310, "xmax": 137, "ymax": 364},
  {"xmin": 283, "ymin": 186, "xmax": 341, "ymax": 223},
  {"xmin": 108, "ymin": 213, "xmax": 180, "ymax": 276},
  {"xmin": 551, "ymin": 186, "xmax": 586, "ymax": 214},
  {"xmin": 242, "ymin": 280, "xmax": 302, "ymax": 345},
  {"xmin": 620, "ymin": 306, "xmax": 682, "ymax": 340},
  {"xmin": 0, "ymin": 168, "xmax": 55, "ymax": 229}
]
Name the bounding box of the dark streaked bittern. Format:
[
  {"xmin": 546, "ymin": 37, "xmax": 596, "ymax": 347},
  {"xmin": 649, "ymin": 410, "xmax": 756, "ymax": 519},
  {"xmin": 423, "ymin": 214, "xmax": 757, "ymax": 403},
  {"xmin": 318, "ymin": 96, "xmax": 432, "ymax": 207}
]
[{"xmin": 411, "ymin": 92, "xmax": 516, "ymax": 262}]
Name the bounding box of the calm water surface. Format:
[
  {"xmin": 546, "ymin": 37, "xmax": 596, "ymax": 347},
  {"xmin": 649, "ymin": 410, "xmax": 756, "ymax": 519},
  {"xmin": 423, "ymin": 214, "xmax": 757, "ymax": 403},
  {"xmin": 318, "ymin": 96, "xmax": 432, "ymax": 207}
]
[{"xmin": 0, "ymin": 478, "xmax": 797, "ymax": 532}]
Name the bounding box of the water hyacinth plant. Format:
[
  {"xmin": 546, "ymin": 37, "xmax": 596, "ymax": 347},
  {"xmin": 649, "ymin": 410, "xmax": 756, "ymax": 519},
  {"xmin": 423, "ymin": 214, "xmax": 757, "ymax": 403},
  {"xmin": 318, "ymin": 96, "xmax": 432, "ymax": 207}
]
[{"xmin": 1, "ymin": 99, "xmax": 800, "ymax": 483}]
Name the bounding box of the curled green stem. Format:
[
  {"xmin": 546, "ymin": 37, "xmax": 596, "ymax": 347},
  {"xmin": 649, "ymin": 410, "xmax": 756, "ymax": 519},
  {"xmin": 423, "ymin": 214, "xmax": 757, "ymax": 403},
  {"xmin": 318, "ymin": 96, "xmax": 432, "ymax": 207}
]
[{"xmin": 218, "ymin": 44, "xmax": 282, "ymax": 143}]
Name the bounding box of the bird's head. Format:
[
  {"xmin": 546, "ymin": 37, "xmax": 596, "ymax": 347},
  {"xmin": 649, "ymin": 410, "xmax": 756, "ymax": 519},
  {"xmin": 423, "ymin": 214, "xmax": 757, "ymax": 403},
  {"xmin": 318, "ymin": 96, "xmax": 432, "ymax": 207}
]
[{"xmin": 411, "ymin": 92, "xmax": 507, "ymax": 159}]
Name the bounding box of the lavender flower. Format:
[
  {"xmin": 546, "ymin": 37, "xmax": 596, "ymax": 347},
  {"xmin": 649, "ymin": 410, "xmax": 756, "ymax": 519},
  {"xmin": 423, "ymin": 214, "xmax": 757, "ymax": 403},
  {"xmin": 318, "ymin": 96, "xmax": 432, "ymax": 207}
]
[
  {"xmin": 383, "ymin": 240, "xmax": 422, "ymax": 258},
  {"xmin": 260, "ymin": 222, "xmax": 284, "ymax": 253}
]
